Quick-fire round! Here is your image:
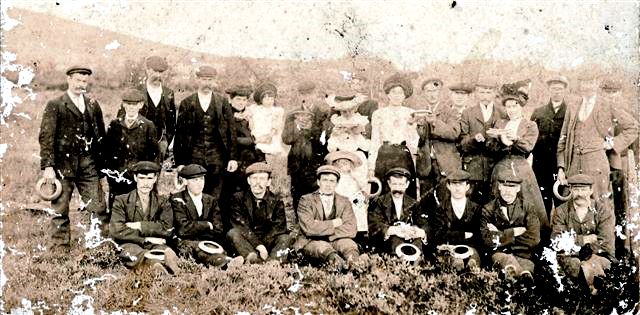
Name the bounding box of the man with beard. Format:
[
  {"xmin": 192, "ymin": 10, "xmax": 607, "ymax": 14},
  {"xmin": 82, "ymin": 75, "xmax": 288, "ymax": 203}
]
[
  {"xmin": 368, "ymin": 168, "xmax": 426, "ymax": 259},
  {"xmin": 480, "ymin": 171, "xmax": 540, "ymax": 281},
  {"xmin": 448, "ymin": 82, "xmax": 474, "ymax": 120},
  {"xmin": 174, "ymin": 65, "xmax": 238, "ymax": 199},
  {"xmin": 39, "ymin": 66, "xmax": 108, "ymax": 252},
  {"xmin": 551, "ymin": 174, "xmax": 615, "ymax": 295},
  {"xmin": 531, "ymin": 75, "xmax": 569, "ymax": 215},
  {"xmin": 227, "ymin": 162, "xmax": 291, "ymax": 264},
  {"xmin": 110, "ymin": 161, "xmax": 180, "ymax": 274}
]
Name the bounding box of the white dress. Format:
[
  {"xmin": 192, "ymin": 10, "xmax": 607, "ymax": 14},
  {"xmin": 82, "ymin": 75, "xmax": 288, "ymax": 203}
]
[{"xmin": 247, "ymin": 104, "xmax": 285, "ymax": 155}]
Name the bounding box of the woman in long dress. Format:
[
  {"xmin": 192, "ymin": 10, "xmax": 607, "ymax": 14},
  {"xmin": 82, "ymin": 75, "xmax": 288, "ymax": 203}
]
[{"xmin": 248, "ymin": 82, "xmax": 285, "ymax": 156}]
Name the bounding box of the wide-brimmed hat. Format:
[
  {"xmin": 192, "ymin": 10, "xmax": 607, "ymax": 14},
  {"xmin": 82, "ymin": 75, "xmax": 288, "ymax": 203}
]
[
  {"xmin": 325, "ymin": 151, "xmax": 362, "ymax": 167},
  {"xmin": 35, "ymin": 178, "xmax": 62, "ymax": 201}
]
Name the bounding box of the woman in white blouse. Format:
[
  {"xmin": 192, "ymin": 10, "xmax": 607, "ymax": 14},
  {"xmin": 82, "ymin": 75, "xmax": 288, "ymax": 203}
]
[{"xmin": 247, "ymin": 82, "xmax": 285, "ymax": 156}]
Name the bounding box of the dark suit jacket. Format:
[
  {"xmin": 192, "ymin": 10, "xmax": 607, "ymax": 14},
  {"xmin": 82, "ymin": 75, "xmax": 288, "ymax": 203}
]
[
  {"xmin": 367, "ymin": 192, "xmax": 420, "ymax": 242},
  {"xmin": 282, "ymin": 104, "xmax": 329, "ymax": 176},
  {"xmin": 531, "ymin": 100, "xmax": 566, "ymax": 180},
  {"xmin": 417, "ymin": 102, "xmax": 462, "ymax": 176},
  {"xmin": 171, "ymin": 189, "xmax": 223, "ymax": 240},
  {"xmin": 174, "ymin": 92, "xmax": 237, "ymax": 166},
  {"xmin": 104, "ymin": 116, "xmax": 158, "ymax": 172},
  {"xmin": 459, "ymin": 103, "xmax": 507, "ymax": 180},
  {"xmin": 480, "ymin": 197, "xmax": 540, "ymax": 259},
  {"xmin": 39, "ymin": 92, "xmax": 106, "ymax": 177},
  {"xmin": 117, "ymin": 84, "xmax": 176, "ymax": 142},
  {"xmin": 229, "ymin": 189, "xmax": 288, "ymax": 247},
  {"xmin": 486, "ymin": 119, "xmax": 539, "ymax": 157},
  {"xmin": 297, "ymin": 191, "xmax": 357, "ymax": 242},
  {"xmin": 110, "ymin": 190, "xmax": 174, "ymax": 245},
  {"xmin": 431, "ymin": 196, "xmax": 481, "ymax": 247}
]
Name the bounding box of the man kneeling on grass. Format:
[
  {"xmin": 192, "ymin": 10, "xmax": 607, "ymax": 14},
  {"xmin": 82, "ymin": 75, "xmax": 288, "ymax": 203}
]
[
  {"xmin": 172, "ymin": 164, "xmax": 242, "ymax": 268},
  {"xmin": 295, "ymin": 165, "xmax": 367, "ymax": 269},
  {"xmin": 227, "ymin": 162, "xmax": 291, "ymax": 264},
  {"xmin": 551, "ymin": 174, "xmax": 615, "ymax": 295},
  {"xmin": 480, "ymin": 170, "xmax": 540, "ymax": 282},
  {"xmin": 110, "ymin": 161, "xmax": 180, "ymax": 274}
]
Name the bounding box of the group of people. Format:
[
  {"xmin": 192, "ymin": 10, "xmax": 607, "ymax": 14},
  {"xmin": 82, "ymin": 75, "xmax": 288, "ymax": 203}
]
[{"xmin": 38, "ymin": 55, "xmax": 639, "ymax": 293}]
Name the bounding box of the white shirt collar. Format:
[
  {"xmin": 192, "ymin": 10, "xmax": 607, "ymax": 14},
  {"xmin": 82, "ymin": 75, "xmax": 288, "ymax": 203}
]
[
  {"xmin": 197, "ymin": 91, "xmax": 212, "ymax": 112},
  {"xmin": 146, "ymin": 81, "xmax": 162, "ymax": 107},
  {"xmin": 67, "ymin": 90, "xmax": 86, "ymax": 113},
  {"xmin": 392, "ymin": 195, "xmax": 403, "ymax": 220},
  {"xmin": 188, "ymin": 191, "xmax": 204, "ymax": 216},
  {"xmin": 451, "ymin": 197, "xmax": 467, "ymax": 219}
]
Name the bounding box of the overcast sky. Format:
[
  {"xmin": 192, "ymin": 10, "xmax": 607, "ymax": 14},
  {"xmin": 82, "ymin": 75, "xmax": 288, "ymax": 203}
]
[{"xmin": 5, "ymin": 0, "xmax": 639, "ymax": 71}]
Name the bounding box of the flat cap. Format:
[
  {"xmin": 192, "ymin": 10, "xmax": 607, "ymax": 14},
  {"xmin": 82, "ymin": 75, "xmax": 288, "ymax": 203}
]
[
  {"xmin": 546, "ymin": 75, "xmax": 569, "ymax": 87},
  {"xmin": 287, "ymin": 109, "xmax": 314, "ymax": 118},
  {"xmin": 383, "ymin": 73, "xmax": 413, "ymax": 98},
  {"xmin": 421, "ymin": 78, "xmax": 444, "ymax": 90},
  {"xmin": 475, "ymin": 77, "xmax": 497, "ymax": 89},
  {"xmin": 254, "ymin": 82, "xmax": 278, "ymax": 104},
  {"xmin": 196, "ymin": 65, "xmax": 217, "ymax": 78},
  {"xmin": 122, "ymin": 88, "xmax": 145, "ymax": 103},
  {"xmin": 446, "ymin": 170, "xmax": 471, "ymax": 182},
  {"xmin": 179, "ymin": 164, "xmax": 207, "ymax": 179},
  {"xmin": 335, "ymin": 94, "xmax": 356, "ymax": 102},
  {"xmin": 386, "ymin": 167, "xmax": 411, "ymax": 179},
  {"xmin": 325, "ymin": 151, "xmax": 362, "ymax": 167},
  {"xmin": 146, "ymin": 56, "xmax": 169, "ymax": 72},
  {"xmin": 225, "ymin": 85, "xmax": 253, "ymax": 98},
  {"xmin": 316, "ymin": 165, "xmax": 340, "ymax": 180},
  {"xmin": 600, "ymin": 79, "xmax": 622, "ymax": 92},
  {"xmin": 131, "ymin": 161, "xmax": 161, "ymax": 174},
  {"xmin": 567, "ymin": 174, "xmax": 593, "ymax": 186},
  {"xmin": 66, "ymin": 66, "xmax": 92, "ymax": 76},
  {"xmin": 496, "ymin": 170, "xmax": 522, "ymax": 186},
  {"xmin": 297, "ymin": 81, "xmax": 316, "ymax": 94},
  {"xmin": 245, "ymin": 162, "xmax": 272, "ymax": 176},
  {"xmin": 448, "ymin": 83, "xmax": 473, "ymax": 94}
]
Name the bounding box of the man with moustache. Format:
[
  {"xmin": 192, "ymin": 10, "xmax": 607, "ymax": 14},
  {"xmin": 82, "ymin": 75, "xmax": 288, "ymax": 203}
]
[
  {"xmin": 531, "ymin": 75, "xmax": 569, "ymax": 215},
  {"xmin": 551, "ymin": 174, "xmax": 615, "ymax": 295},
  {"xmin": 39, "ymin": 66, "xmax": 108, "ymax": 252},
  {"xmin": 448, "ymin": 82, "xmax": 474, "ymax": 120},
  {"xmin": 459, "ymin": 78, "xmax": 507, "ymax": 205},
  {"xmin": 174, "ymin": 65, "xmax": 238, "ymax": 199},
  {"xmin": 227, "ymin": 162, "xmax": 291, "ymax": 264},
  {"xmin": 110, "ymin": 161, "xmax": 180, "ymax": 274}
]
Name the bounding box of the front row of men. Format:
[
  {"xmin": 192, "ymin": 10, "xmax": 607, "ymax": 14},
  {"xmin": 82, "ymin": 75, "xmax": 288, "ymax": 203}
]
[{"xmin": 110, "ymin": 159, "xmax": 614, "ymax": 291}]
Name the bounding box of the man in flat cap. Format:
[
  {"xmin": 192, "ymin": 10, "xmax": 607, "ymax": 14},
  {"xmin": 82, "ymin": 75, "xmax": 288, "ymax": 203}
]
[
  {"xmin": 110, "ymin": 161, "xmax": 180, "ymax": 274},
  {"xmin": 415, "ymin": 78, "xmax": 462, "ymax": 196},
  {"xmin": 429, "ymin": 170, "xmax": 482, "ymax": 271},
  {"xmin": 348, "ymin": 73, "xmax": 378, "ymax": 138},
  {"xmin": 480, "ymin": 170, "xmax": 540, "ymax": 281},
  {"xmin": 459, "ymin": 78, "xmax": 507, "ymax": 205},
  {"xmin": 104, "ymin": 88, "xmax": 159, "ymax": 207},
  {"xmin": 227, "ymin": 162, "xmax": 291, "ymax": 264},
  {"xmin": 551, "ymin": 174, "xmax": 615, "ymax": 294},
  {"xmin": 530, "ymin": 75, "xmax": 569, "ymax": 216},
  {"xmin": 172, "ymin": 164, "xmax": 237, "ymax": 267},
  {"xmin": 295, "ymin": 165, "xmax": 363, "ymax": 269},
  {"xmin": 174, "ymin": 65, "xmax": 238, "ymax": 200},
  {"xmin": 448, "ymin": 83, "xmax": 473, "ymax": 120},
  {"xmin": 368, "ymin": 167, "xmax": 427, "ymax": 259},
  {"xmin": 557, "ymin": 73, "xmax": 638, "ymax": 212},
  {"xmin": 39, "ymin": 65, "xmax": 108, "ymax": 252}
]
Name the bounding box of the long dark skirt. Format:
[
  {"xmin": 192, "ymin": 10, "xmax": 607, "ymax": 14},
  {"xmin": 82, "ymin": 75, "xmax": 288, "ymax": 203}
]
[{"xmin": 374, "ymin": 143, "xmax": 417, "ymax": 199}]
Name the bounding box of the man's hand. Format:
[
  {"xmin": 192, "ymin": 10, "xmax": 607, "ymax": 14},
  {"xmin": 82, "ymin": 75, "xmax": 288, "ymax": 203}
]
[
  {"xmin": 158, "ymin": 139, "xmax": 169, "ymax": 155},
  {"xmin": 583, "ymin": 234, "xmax": 598, "ymax": 244},
  {"xmin": 176, "ymin": 165, "xmax": 185, "ymax": 173},
  {"xmin": 100, "ymin": 177, "xmax": 109, "ymax": 192},
  {"xmin": 385, "ymin": 225, "xmax": 402, "ymax": 239},
  {"xmin": 145, "ymin": 237, "xmax": 166, "ymax": 245},
  {"xmin": 557, "ymin": 168, "xmax": 567, "ymax": 185},
  {"xmin": 43, "ymin": 167, "xmax": 56, "ymax": 184},
  {"xmin": 256, "ymin": 245, "xmax": 268, "ymax": 260},
  {"xmin": 513, "ymin": 227, "xmax": 527, "ymax": 237},
  {"xmin": 423, "ymin": 112, "xmax": 436, "ymax": 124},
  {"xmin": 125, "ymin": 222, "xmax": 142, "ymax": 231},
  {"xmin": 487, "ymin": 223, "xmax": 499, "ymax": 232},
  {"xmin": 227, "ymin": 160, "xmax": 238, "ymax": 172},
  {"xmin": 465, "ymin": 232, "xmax": 473, "ymax": 239},
  {"xmin": 331, "ymin": 218, "xmax": 343, "ymax": 228},
  {"xmin": 474, "ymin": 133, "xmax": 486, "ymax": 142},
  {"xmin": 603, "ymin": 139, "xmax": 614, "ymax": 150},
  {"xmin": 412, "ymin": 227, "xmax": 426, "ymax": 240}
]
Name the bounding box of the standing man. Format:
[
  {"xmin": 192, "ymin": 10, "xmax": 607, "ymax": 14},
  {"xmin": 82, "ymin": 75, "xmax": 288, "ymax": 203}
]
[
  {"xmin": 459, "ymin": 78, "xmax": 507, "ymax": 205},
  {"xmin": 174, "ymin": 65, "xmax": 238, "ymax": 199},
  {"xmin": 448, "ymin": 82, "xmax": 474, "ymax": 120},
  {"xmin": 349, "ymin": 73, "xmax": 378, "ymax": 138},
  {"xmin": 39, "ymin": 66, "xmax": 108, "ymax": 251},
  {"xmin": 531, "ymin": 75, "xmax": 569, "ymax": 216}
]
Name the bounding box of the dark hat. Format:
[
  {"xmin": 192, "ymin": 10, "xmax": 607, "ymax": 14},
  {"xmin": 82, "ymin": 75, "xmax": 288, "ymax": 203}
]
[
  {"xmin": 131, "ymin": 161, "xmax": 161, "ymax": 174},
  {"xmin": 316, "ymin": 165, "xmax": 340, "ymax": 180},
  {"xmin": 446, "ymin": 170, "xmax": 471, "ymax": 183},
  {"xmin": 225, "ymin": 85, "xmax": 253, "ymax": 98},
  {"xmin": 66, "ymin": 66, "xmax": 92, "ymax": 76},
  {"xmin": 254, "ymin": 82, "xmax": 278, "ymax": 104},
  {"xmin": 421, "ymin": 78, "xmax": 444, "ymax": 90},
  {"xmin": 196, "ymin": 65, "xmax": 217, "ymax": 78},
  {"xmin": 325, "ymin": 151, "xmax": 362, "ymax": 167},
  {"xmin": 122, "ymin": 88, "xmax": 145, "ymax": 103},
  {"xmin": 297, "ymin": 81, "xmax": 316, "ymax": 94},
  {"xmin": 496, "ymin": 170, "xmax": 522, "ymax": 186},
  {"xmin": 501, "ymin": 92, "xmax": 528, "ymax": 106},
  {"xmin": 334, "ymin": 95, "xmax": 356, "ymax": 102},
  {"xmin": 245, "ymin": 162, "xmax": 272, "ymax": 176},
  {"xmin": 600, "ymin": 79, "xmax": 622, "ymax": 92},
  {"xmin": 146, "ymin": 56, "xmax": 169, "ymax": 72},
  {"xmin": 567, "ymin": 174, "xmax": 593, "ymax": 186},
  {"xmin": 179, "ymin": 164, "xmax": 207, "ymax": 179},
  {"xmin": 385, "ymin": 167, "xmax": 411, "ymax": 179},
  {"xmin": 546, "ymin": 75, "xmax": 569, "ymax": 88},
  {"xmin": 287, "ymin": 109, "xmax": 314, "ymax": 118},
  {"xmin": 448, "ymin": 83, "xmax": 473, "ymax": 94},
  {"xmin": 383, "ymin": 73, "xmax": 413, "ymax": 98}
]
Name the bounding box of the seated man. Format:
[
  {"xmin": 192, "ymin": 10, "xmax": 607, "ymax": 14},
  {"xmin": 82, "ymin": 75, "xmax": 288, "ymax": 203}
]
[
  {"xmin": 551, "ymin": 174, "xmax": 615, "ymax": 295},
  {"xmin": 368, "ymin": 167, "xmax": 426, "ymax": 260},
  {"xmin": 110, "ymin": 161, "xmax": 180, "ymax": 274},
  {"xmin": 227, "ymin": 162, "xmax": 291, "ymax": 264},
  {"xmin": 480, "ymin": 171, "xmax": 540, "ymax": 281},
  {"xmin": 296, "ymin": 165, "xmax": 362, "ymax": 268},
  {"xmin": 172, "ymin": 164, "xmax": 238, "ymax": 267},
  {"xmin": 431, "ymin": 170, "xmax": 482, "ymax": 270}
]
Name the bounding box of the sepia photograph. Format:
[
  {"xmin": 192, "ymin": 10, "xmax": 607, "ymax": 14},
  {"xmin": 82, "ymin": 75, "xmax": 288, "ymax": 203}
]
[{"xmin": 1, "ymin": 1, "xmax": 639, "ymax": 313}]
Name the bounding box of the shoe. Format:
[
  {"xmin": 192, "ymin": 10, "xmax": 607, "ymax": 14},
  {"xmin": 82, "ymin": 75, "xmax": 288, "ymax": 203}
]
[
  {"xmin": 163, "ymin": 248, "xmax": 181, "ymax": 275},
  {"xmin": 227, "ymin": 256, "xmax": 244, "ymax": 268},
  {"xmin": 150, "ymin": 262, "xmax": 169, "ymax": 276},
  {"xmin": 50, "ymin": 244, "xmax": 71, "ymax": 255},
  {"xmin": 245, "ymin": 252, "xmax": 261, "ymax": 264},
  {"xmin": 467, "ymin": 258, "xmax": 480, "ymax": 272},
  {"xmin": 327, "ymin": 253, "xmax": 347, "ymax": 271},
  {"xmin": 519, "ymin": 270, "xmax": 534, "ymax": 285},
  {"xmin": 504, "ymin": 264, "xmax": 517, "ymax": 279}
]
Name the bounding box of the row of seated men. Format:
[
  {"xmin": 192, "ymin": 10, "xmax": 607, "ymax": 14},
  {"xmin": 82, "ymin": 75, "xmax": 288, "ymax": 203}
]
[{"xmin": 110, "ymin": 159, "xmax": 614, "ymax": 294}]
